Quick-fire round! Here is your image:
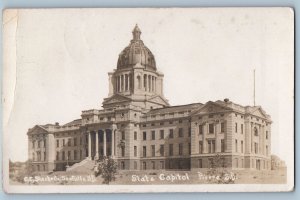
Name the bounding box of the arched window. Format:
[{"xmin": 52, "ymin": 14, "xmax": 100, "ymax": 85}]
[{"xmin": 137, "ymin": 75, "xmax": 141, "ymax": 89}]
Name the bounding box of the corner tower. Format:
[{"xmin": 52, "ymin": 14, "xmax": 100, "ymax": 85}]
[{"xmin": 103, "ymin": 24, "xmax": 169, "ymax": 110}]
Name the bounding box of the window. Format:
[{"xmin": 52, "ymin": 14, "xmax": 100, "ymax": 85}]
[
  {"xmin": 74, "ymin": 150, "xmax": 77, "ymax": 160},
  {"xmin": 142, "ymin": 162, "xmax": 146, "ymax": 170},
  {"xmin": 208, "ymin": 140, "xmax": 215, "ymax": 153},
  {"xmin": 235, "ymin": 123, "xmax": 238, "ymax": 133},
  {"xmin": 209, "ymin": 123, "xmax": 214, "ymax": 134},
  {"xmin": 44, "ymin": 152, "xmax": 46, "ymax": 161},
  {"xmin": 254, "ymin": 127, "xmax": 258, "ymax": 136},
  {"xmin": 198, "ymin": 159, "xmax": 203, "ymax": 168},
  {"xmin": 241, "ymin": 141, "xmax": 244, "ymax": 153},
  {"xmin": 38, "ymin": 140, "xmax": 41, "ymax": 148},
  {"xmin": 235, "ymin": 139, "xmax": 238, "ymax": 152},
  {"xmin": 56, "ymin": 152, "xmax": 59, "ymax": 160},
  {"xmin": 179, "ymin": 143, "xmax": 183, "ymax": 155},
  {"xmin": 80, "ymin": 137, "xmax": 82, "ymax": 145},
  {"xmin": 221, "ymin": 139, "xmax": 225, "ymax": 152},
  {"xmin": 188, "ymin": 143, "xmax": 191, "ymax": 154},
  {"xmin": 169, "ymin": 144, "xmax": 173, "ymax": 156},
  {"xmin": 56, "ymin": 139, "xmax": 59, "ymax": 148},
  {"xmin": 68, "ymin": 138, "xmax": 71, "ymax": 146},
  {"xmin": 121, "ymin": 161, "xmax": 125, "ymax": 170},
  {"xmin": 241, "ymin": 124, "xmax": 244, "ymax": 134},
  {"xmin": 160, "ymin": 130, "xmax": 164, "ymax": 139},
  {"xmin": 160, "ymin": 145, "xmax": 164, "ymax": 156},
  {"xmin": 208, "ymin": 158, "xmax": 213, "ymax": 168},
  {"xmin": 160, "ymin": 122, "xmax": 164, "ymax": 125},
  {"xmin": 160, "ymin": 161, "xmax": 165, "ymax": 169},
  {"xmin": 151, "ymin": 161, "xmax": 155, "ymax": 169},
  {"xmin": 143, "ymin": 146, "xmax": 146, "ymax": 157},
  {"xmin": 134, "ymin": 161, "xmax": 137, "ymax": 170},
  {"xmin": 179, "ymin": 119, "xmax": 182, "ymax": 123},
  {"xmin": 62, "ymin": 151, "xmax": 65, "ymax": 160},
  {"xmin": 212, "ymin": 140, "xmax": 215, "ymax": 153},
  {"xmin": 74, "ymin": 138, "xmax": 77, "ymax": 146},
  {"xmin": 143, "ymin": 132, "xmax": 147, "ymax": 140},
  {"xmin": 134, "ymin": 131, "xmax": 137, "ymax": 140},
  {"xmin": 199, "ymin": 125, "xmax": 203, "ymax": 135},
  {"xmin": 134, "ymin": 146, "xmax": 137, "ymax": 157},
  {"xmin": 169, "ymin": 121, "xmax": 173, "ymax": 124},
  {"xmin": 188, "ymin": 127, "xmax": 191, "ymax": 137},
  {"xmin": 266, "ymin": 145, "xmax": 269, "ymax": 156},
  {"xmin": 151, "ymin": 131, "xmax": 155, "ymax": 140},
  {"xmin": 32, "ymin": 141, "xmax": 35, "ymax": 148},
  {"xmin": 151, "ymin": 145, "xmax": 155, "ymax": 157},
  {"xmin": 122, "ymin": 131, "xmax": 125, "ymax": 140},
  {"xmin": 43, "ymin": 139, "xmax": 46, "ymax": 148},
  {"xmin": 80, "ymin": 150, "xmax": 82, "ymax": 159},
  {"xmin": 199, "ymin": 141, "xmax": 203, "ymax": 154},
  {"xmin": 68, "ymin": 151, "xmax": 71, "ymax": 160},
  {"xmin": 221, "ymin": 122, "xmax": 225, "ymax": 132},
  {"xmin": 178, "ymin": 128, "xmax": 183, "ymax": 137},
  {"xmin": 209, "ymin": 114, "xmax": 213, "ymax": 118},
  {"xmin": 121, "ymin": 146, "xmax": 125, "ymax": 157},
  {"xmin": 255, "ymin": 142, "xmax": 258, "ymax": 154},
  {"xmin": 266, "ymin": 131, "xmax": 268, "ymax": 139},
  {"xmin": 169, "ymin": 129, "xmax": 174, "ymax": 138}
]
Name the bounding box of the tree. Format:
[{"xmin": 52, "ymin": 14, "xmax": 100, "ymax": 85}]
[{"xmin": 94, "ymin": 156, "xmax": 118, "ymax": 184}]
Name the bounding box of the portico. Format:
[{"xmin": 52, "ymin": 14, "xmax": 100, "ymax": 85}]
[{"xmin": 86, "ymin": 124, "xmax": 117, "ymax": 160}]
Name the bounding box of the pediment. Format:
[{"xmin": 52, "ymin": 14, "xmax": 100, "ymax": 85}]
[
  {"xmin": 148, "ymin": 95, "xmax": 170, "ymax": 106},
  {"xmin": 191, "ymin": 101, "xmax": 232, "ymax": 115},
  {"xmin": 103, "ymin": 94, "xmax": 132, "ymax": 105},
  {"xmin": 250, "ymin": 107, "xmax": 268, "ymax": 119},
  {"xmin": 28, "ymin": 125, "xmax": 48, "ymax": 135}
]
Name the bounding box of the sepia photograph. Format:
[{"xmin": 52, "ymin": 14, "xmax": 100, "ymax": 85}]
[{"xmin": 2, "ymin": 8, "xmax": 294, "ymax": 193}]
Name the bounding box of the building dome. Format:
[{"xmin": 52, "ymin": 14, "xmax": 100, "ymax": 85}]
[{"xmin": 117, "ymin": 25, "xmax": 156, "ymax": 71}]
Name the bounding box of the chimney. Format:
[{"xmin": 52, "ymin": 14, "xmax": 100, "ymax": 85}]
[{"xmin": 55, "ymin": 122, "xmax": 59, "ymax": 126}]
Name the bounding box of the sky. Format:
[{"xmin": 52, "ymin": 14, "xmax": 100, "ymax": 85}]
[{"xmin": 3, "ymin": 8, "xmax": 294, "ymax": 165}]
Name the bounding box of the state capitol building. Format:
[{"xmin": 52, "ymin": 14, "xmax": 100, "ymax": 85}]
[{"xmin": 27, "ymin": 25, "xmax": 272, "ymax": 173}]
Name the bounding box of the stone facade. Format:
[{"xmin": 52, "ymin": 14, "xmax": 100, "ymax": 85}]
[{"xmin": 27, "ymin": 25, "xmax": 272, "ymax": 172}]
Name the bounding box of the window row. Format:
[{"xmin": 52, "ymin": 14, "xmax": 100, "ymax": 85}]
[
  {"xmin": 32, "ymin": 139, "xmax": 46, "ymax": 149},
  {"xmin": 141, "ymin": 128, "xmax": 191, "ymax": 141},
  {"xmin": 198, "ymin": 139, "xmax": 225, "ymax": 154},
  {"xmin": 199, "ymin": 122, "xmax": 226, "ymax": 135},
  {"xmin": 56, "ymin": 149, "xmax": 84, "ymax": 161},
  {"xmin": 140, "ymin": 143, "xmax": 191, "ymax": 157},
  {"xmin": 32, "ymin": 151, "xmax": 46, "ymax": 162},
  {"xmin": 56, "ymin": 137, "xmax": 83, "ymax": 148}
]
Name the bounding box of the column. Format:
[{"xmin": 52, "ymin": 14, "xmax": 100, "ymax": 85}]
[
  {"xmin": 103, "ymin": 130, "xmax": 107, "ymax": 156},
  {"xmin": 122, "ymin": 74, "xmax": 125, "ymax": 91},
  {"xmin": 111, "ymin": 129, "xmax": 115, "ymax": 157},
  {"xmin": 88, "ymin": 131, "xmax": 91, "ymax": 159},
  {"xmin": 95, "ymin": 131, "xmax": 99, "ymax": 159},
  {"xmin": 118, "ymin": 76, "xmax": 121, "ymax": 92},
  {"xmin": 127, "ymin": 73, "xmax": 130, "ymax": 91},
  {"xmin": 148, "ymin": 75, "xmax": 151, "ymax": 92}
]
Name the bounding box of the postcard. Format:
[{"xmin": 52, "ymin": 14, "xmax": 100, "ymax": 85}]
[{"xmin": 2, "ymin": 8, "xmax": 294, "ymax": 193}]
